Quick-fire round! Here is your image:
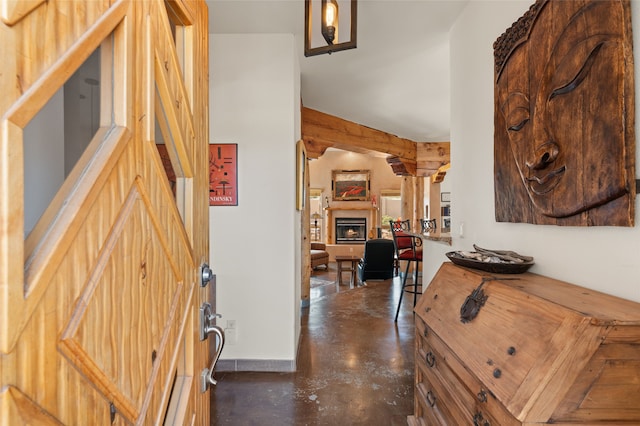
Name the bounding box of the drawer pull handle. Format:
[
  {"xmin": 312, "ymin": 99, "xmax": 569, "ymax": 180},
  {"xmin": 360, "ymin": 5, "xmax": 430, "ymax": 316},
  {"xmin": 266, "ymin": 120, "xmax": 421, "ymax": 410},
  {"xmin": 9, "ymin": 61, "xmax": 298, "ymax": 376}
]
[
  {"xmin": 473, "ymin": 412, "xmax": 490, "ymax": 426},
  {"xmin": 426, "ymin": 390, "xmax": 436, "ymax": 407},
  {"xmin": 477, "ymin": 389, "xmax": 487, "ymax": 403},
  {"xmin": 425, "ymin": 351, "xmax": 436, "ymax": 367}
]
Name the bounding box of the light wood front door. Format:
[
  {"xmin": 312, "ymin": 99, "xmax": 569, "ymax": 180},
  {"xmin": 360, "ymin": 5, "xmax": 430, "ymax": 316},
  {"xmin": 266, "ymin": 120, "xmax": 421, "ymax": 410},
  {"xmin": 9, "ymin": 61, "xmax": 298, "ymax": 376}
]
[{"xmin": 0, "ymin": 1, "xmax": 211, "ymax": 424}]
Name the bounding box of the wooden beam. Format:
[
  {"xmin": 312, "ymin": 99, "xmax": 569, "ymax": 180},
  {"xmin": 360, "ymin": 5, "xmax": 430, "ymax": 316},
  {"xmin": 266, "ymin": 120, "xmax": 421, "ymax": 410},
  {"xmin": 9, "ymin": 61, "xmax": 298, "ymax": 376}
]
[
  {"xmin": 386, "ymin": 156, "xmax": 417, "ymax": 176},
  {"xmin": 302, "ymin": 107, "xmax": 416, "ymax": 160},
  {"xmin": 303, "ymin": 138, "xmax": 334, "ymax": 159},
  {"xmin": 431, "ymin": 163, "xmax": 451, "ymax": 184},
  {"xmin": 417, "ymin": 142, "xmax": 450, "ymax": 177},
  {"xmin": 301, "ymin": 107, "xmax": 451, "ymax": 178},
  {"xmin": 388, "ymin": 143, "xmax": 450, "ymax": 177}
]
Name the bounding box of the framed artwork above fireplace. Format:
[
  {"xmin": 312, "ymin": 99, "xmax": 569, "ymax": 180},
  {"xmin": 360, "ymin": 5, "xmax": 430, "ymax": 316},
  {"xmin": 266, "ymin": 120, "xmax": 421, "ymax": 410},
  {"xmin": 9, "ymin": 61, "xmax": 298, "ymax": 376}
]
[{"xmin": 332, "ymin": 170, "xmax": 370, "ymax": 201}]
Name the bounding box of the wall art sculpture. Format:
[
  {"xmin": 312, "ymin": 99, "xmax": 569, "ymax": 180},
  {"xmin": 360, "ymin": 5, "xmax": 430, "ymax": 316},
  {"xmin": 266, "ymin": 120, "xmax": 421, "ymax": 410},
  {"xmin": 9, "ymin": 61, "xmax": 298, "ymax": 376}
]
[{"xmin": 493, "ymin": 0, "xmax": 635, "ymax": 226}]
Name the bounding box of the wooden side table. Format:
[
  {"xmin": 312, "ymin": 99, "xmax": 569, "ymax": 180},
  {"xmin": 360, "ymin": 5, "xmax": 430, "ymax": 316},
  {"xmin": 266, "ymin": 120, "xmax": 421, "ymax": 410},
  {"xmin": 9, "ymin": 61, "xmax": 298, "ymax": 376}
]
[{"xmin": 335, "ymin": 255, "xmax": 360, "ymax": 287}]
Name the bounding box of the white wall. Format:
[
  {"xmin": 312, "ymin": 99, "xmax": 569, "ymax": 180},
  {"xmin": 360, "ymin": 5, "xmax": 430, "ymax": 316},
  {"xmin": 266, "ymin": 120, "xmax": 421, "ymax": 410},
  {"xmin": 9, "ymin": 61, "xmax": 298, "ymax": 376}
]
[
  {"xmin": 423, "ymin": 1, "xmax": 640, "ymax": 303},
  {"xmin": 209, "ymin": 34, "xmax": 301, "ymax": 365}
]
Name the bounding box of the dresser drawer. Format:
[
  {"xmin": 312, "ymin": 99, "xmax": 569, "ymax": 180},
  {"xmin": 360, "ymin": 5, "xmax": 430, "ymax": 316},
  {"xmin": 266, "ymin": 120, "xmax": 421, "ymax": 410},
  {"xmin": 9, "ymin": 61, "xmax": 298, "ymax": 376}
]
[
  {"xmin": 415, "ymin": 339, "xmax": 474, "ymax": 425},
  {"xmin": 411, "ymin": 262, "xmax": 640, "ymax": 425},
  {"xmin": 416, "ymin": 264, "xmax": 580, "ymax": 415},
  {"xmin": 415, "ymin": 372, "xmax": 464, "ymax": 425},
  {"xmin": 416, "ymin": 317, "xmax": 520, "ymax": 426}
]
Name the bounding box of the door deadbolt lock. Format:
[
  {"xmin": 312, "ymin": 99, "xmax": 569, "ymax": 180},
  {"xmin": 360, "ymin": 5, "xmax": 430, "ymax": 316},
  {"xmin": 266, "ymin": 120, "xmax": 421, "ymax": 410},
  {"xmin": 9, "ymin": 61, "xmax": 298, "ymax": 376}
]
[{"xmin": 200, "ymin": 263, "xmax": 215, "ymax": 287}]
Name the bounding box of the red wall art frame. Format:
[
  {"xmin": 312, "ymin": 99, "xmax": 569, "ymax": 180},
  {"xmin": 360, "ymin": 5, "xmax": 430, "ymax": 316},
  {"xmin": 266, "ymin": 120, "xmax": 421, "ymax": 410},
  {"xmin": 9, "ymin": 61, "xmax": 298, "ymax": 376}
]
[
  {"xmin": 209, "ymin": 144, "xmax": 238, "ymax": 206},
  {"xmin": 332, "ymin": 170, "xmax": 370, "ymax": 201}
]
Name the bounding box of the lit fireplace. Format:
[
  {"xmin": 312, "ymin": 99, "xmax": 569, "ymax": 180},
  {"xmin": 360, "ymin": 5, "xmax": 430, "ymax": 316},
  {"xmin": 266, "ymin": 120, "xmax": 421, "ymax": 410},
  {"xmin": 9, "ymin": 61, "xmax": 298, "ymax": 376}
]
[{"xmin": 335, "ymin": 217, "xmax": 367, "ymax": 244}]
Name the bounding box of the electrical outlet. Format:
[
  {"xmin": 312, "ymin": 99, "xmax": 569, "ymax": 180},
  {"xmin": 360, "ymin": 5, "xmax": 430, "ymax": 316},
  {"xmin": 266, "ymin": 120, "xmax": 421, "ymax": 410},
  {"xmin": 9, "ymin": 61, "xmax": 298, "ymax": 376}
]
[
  {"xmin": 225, "ymin": 328, "xmax": 237, "ymax": 345},
  {"xmin": 227, "ymin": 319, "xmax": 236, "ymax": 329}
]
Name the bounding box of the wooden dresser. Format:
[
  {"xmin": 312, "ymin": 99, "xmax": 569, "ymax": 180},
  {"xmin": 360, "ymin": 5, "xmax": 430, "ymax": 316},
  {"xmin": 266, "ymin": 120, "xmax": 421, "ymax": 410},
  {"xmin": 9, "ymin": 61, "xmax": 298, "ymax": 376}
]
[{"xmin": 408, "ymin": 262, "xmax": 640, "ymax": 425}]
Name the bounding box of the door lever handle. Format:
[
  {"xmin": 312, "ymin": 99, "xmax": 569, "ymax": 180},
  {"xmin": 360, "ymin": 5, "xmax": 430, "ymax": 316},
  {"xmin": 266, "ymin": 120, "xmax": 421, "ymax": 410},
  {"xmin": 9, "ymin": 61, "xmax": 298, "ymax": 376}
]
[
  {"xmin": 200, "ymin": 302, "xmax": 221, "ymax": 341},
  {"xmin": 201, "ymin": 324, "xmax": 225, "ymax": 392}
]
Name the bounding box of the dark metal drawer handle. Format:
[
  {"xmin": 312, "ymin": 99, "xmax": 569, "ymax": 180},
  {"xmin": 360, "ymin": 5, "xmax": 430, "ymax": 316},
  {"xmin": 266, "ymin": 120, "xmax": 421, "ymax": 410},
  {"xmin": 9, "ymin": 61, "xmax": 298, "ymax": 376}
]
[
  {"xmin": 425, "ymin": 351, "xmax": 436, "ymax": 367},
  {"xmin": 473, "ymin": 412, "xmax": 490, "ymax": 426},
  {"xmin": 477, "ymin": 389, "xmax": 487, "ymax": 403},
  {"xmin": 426, "ymin": 390, "xmax": 436, "ymax": 407}
]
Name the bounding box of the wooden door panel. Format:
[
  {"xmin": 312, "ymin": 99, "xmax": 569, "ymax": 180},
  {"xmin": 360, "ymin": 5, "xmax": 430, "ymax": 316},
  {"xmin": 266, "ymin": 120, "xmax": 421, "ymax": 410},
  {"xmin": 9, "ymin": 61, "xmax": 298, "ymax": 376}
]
[
  {"xmin": 154, "ymin": 49, "xmax": 196, "ymax": 179},
  {"xmin": 153, "ymin": 0, "xmax": 199, "ymax": 245},
  {"xmin": 58, "ymin": 182, "xmax": 193, "ymax": 422},
  {"xmin": 4, "ymin": 140, "xmax": 195, "ymax": 424},
  {"xmin": 1, "ymin": 1, "xmax": 127, "ymax": 125},
  {"xmin": 0, "ymin": 0, "xmax": 47, "ymax": 26},
  {"xmin": 1, "ymin": 385, "xmax": 64, "ymax": 425},
  {"xmin": 3, "ymin": 4, "xmax": 129, "ymax": 353},
  {"xmin": 1, "ymin": 0, "xmax": 210, "ymax": 424}
]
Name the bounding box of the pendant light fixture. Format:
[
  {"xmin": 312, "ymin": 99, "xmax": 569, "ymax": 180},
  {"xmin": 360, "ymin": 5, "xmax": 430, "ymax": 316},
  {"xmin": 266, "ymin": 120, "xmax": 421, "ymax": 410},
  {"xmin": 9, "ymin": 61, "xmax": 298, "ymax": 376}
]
[{"xmin": 304, "ymin": 0, "xmax": 357, "ymax": 57}]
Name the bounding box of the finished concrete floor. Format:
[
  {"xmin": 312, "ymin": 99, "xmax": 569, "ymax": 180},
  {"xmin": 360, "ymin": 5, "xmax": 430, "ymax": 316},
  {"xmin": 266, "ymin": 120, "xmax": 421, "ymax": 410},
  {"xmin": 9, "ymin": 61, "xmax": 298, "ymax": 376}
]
[{"xmin": 210, "ymin": 264, "xmax": 418, "ymax": 425}]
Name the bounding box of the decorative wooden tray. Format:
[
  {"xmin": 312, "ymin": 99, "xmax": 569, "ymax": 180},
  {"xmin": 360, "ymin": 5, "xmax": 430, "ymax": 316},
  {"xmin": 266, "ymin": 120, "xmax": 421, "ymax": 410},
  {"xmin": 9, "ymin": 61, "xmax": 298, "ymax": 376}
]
[{"xmin": 446, "ymin": 251, "xmax": 534, "ymax": 274}]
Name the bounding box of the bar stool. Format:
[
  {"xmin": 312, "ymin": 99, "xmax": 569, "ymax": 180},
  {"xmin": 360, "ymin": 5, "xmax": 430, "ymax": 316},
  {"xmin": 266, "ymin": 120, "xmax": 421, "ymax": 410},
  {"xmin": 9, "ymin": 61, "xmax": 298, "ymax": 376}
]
[
  {"xmin": 390, "ymin": 220, "xmax": 423, "ymax": 322},
  {"xmin": 420, "ymin": 218, "xmax": 437, "ymax": 233}
]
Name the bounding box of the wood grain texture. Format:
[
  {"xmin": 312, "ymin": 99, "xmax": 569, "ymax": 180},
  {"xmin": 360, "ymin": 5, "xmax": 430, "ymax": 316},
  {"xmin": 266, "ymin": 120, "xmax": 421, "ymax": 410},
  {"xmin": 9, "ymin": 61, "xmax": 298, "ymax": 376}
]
[
  {"xmin": 302, "ymin": 107, "xmax": 450, "ymax": 177},
  {"xmin": 386, "ymin": 155, "xmax": 417, "ymax": 176},
  {"xmin": 0, "ymin": 0, "xmax": 46, "ymax": 26},
  {"xmin": 6, "ymin": 1, "xmax": 126, "ymax": 128},
  {"xmin": 416, "ymin": 142, "xmax": 450, "ymax": 177},
  {"xmin": 302, "ymin": 152, "xmax": 311, "ymax": 303},
  {"xmin": 302, "ymin": 107, "xmax": 416, "ymax": 160},
  {"xmin": 400, "ymin": 177, "xmax": 414, "ymax": 223},
  {"xmin": 494, "ymin": 0, "xmax": 635, "ymax": 226},
  {"xmin": 412, "ymin": 177, "xmax": 424, "ymax": 232},
  {"xmin": 1, "ymin": 0, "xmax": 210, "ymax": 424},
  {"xmin": 411, "ymin": 262, "xmax": 640, "ymax": 424}
]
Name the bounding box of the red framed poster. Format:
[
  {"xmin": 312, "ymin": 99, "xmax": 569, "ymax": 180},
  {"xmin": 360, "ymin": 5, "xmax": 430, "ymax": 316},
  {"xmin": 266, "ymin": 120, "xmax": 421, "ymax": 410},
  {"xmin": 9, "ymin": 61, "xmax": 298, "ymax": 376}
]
[{"xmin": 209, "ymin": 144, "xmax": 238, "ymax": 206}]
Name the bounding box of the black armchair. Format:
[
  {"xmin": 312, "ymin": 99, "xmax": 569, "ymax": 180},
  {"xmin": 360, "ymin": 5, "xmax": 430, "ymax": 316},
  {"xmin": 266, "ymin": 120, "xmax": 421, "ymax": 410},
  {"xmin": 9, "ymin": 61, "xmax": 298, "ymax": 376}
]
[{"xmin": 357, "ymin": 239, "xmax": 396, "ymax": 284}]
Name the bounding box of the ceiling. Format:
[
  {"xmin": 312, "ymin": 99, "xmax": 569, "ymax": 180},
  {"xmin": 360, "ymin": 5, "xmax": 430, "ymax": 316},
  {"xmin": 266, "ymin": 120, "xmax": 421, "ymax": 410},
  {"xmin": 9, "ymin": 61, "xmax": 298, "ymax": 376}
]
[{"xmin": 207, "ymin": 0, "xmax": 468, "ymax": 143}]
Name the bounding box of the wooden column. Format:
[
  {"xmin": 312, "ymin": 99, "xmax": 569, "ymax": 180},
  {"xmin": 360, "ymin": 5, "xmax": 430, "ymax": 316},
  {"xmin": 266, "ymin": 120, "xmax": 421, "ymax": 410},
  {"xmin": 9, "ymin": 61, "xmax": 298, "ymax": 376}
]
[
  {"xmin": 400, "ymin": 177, "xmax": 414, "ymax": 224},
  {"xmin": 369, "ymin": 207, "xmax": 379, "ymax": 238},
  {"xmin": 401, "ymin": 176, "xmax": 425, "ymax": 277},
  {"xmin": 326, "ymin": 208, "xmax": 334, "ymax": 244},
  {"xmin": 429, "ymin": 181, "xmax": 441, "ymax": 236},
  {"xmin": 413, "ymin": 176, "xmax": 424, "ymax": 231},
  {"xmin": 400, "ymin": 177, "xmax": 415, "ymax": 275},
  {"xmin": 301, "ymin": 156, "xmax": 311, "ymax": 307}
]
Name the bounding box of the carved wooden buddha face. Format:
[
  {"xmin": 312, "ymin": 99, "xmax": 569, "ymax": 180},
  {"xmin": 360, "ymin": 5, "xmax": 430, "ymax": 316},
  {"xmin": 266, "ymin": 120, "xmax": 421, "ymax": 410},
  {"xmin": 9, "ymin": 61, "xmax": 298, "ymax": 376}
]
[{"xmin": 494, "ymin": 0, "xmax": 634, "ymax": 224}]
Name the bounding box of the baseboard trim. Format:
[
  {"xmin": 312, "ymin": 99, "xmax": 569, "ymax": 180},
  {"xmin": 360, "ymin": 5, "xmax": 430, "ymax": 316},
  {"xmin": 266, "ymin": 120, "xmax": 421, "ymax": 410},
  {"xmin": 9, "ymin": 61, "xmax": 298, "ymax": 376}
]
[{"xmin": 216, "ymin": 359, "xmax": 296, "ymax": 372}]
